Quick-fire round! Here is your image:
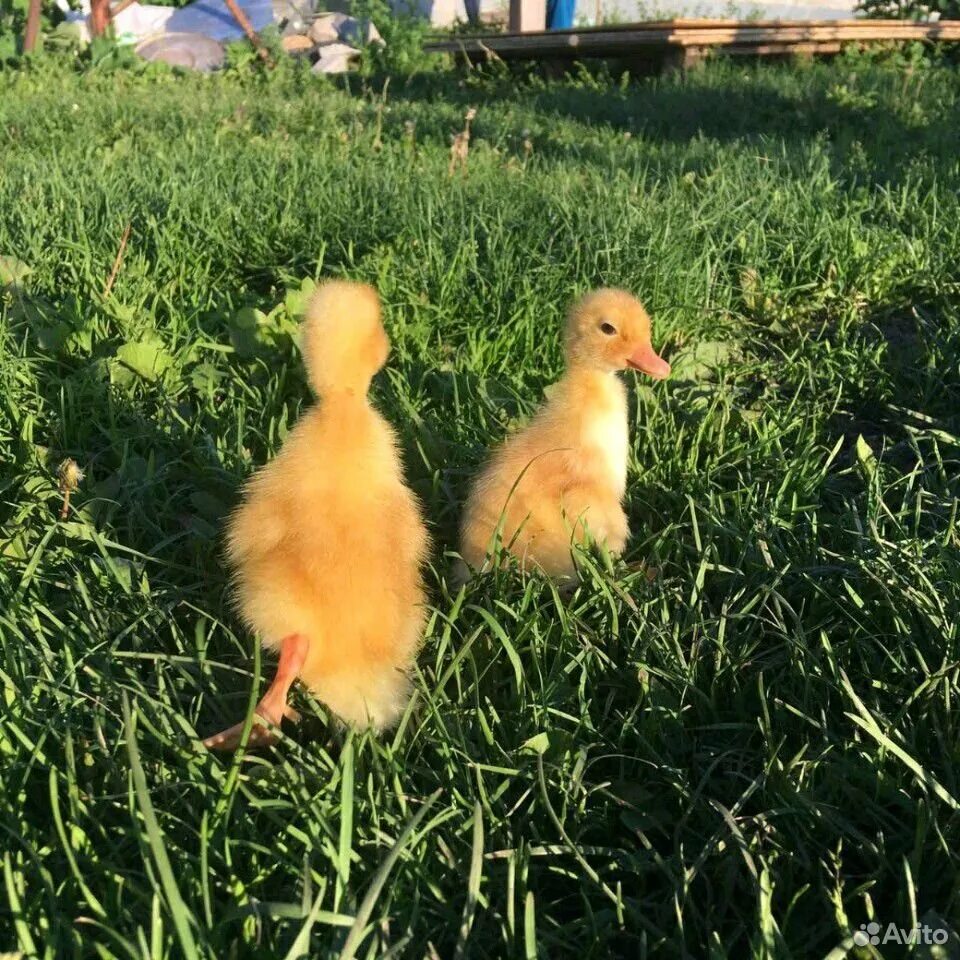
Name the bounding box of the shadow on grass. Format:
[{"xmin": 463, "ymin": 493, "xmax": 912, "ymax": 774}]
[
  {"xmin": 350, "ymin": 59, "xmax": 960, "ymax": 184},
  {"xmin": 5, "ymin": 329, "xmax": 241, "ymax": 589}
]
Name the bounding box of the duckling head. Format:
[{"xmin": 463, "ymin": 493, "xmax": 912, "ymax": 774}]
[
  {"xmin": 301, "ymin": 280, "xmax": 390, "ymax": 397},
  {"xmin": 564, "ymin": 288, "xmax": 671, "ymax": 380}
]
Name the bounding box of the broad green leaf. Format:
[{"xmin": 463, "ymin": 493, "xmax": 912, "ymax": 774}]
[
  {"xmin": 35, "ymin": 323, "xmax": 72, "ymax": 353},
  {"xmin": 114, "ymin": 338, "xmax": 173, "ymax": 383},
  {"xmin": 670, "ymin": 340, "xmax": 738, "ymax": 382},
  {"xmin": 229, "ymin": 324, "xmax": 268, "ymax": 359},
  {"xmin": 268, "ymin": 303, "xmax": 298, "ymax": 337},
  {"xmin": 68, "ymin": 324, "xmax": 95, "ymax": 356},
  {"xmin": 231, "ymin": 306, "xmax": 264, "ymax": 330},
  {"xmin": 10, "ymin": 296, "xmax": 75, "ymax": 356},
  {"xmin": 228, "ymin": 305, "xmax": 272, "ymax": 359},
  {"xmin": 733, "ymin": 406, "xmax": 763, "ymax": 426},
  {"xmin": 521, "ymin": 733, "xmax": 550, "ymax": 755},
  {"xmin": 227, "ymin": 300, "xmax": 295, "ymax": 358},
  {"xmin": 189, "ymin": 362, "xmax": 224, "ymax": 393},
  {"xmin": 105, "ymin": 301, "xmax": 136, "ymax": 325},
  {"xmin": 0, "ymin": 255, "xmax": 32, "ymax": 288},
  {"xmin": 285, "ymin": 277, "xmax": 317, "ymax": 319}
]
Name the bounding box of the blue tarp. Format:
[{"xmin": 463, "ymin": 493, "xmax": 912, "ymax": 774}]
[
  {"xmin": 546, "ymin": 0, "xmax": 574, "ymax": 29},
  {"xmin": 165, "ymin": 0, "xmax": 276, "ymax": 40}
]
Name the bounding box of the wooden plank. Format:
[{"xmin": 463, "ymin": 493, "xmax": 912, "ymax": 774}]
[
  {"xmin": 470, "ymin": 22, "xmax": 958, "ymax": 46},
  {"xmin": 671, "ymin": 23, "xmax": 960, "ymax": 37},
  {"xmin": 723, "ymin": 40, "xmax": 844, "ymax": 55},
  {"xmin": 425, "ymin": 18, "xmax": 960, "ymax": 59},
  {"xmin": 427, "ymin": 36, "xmax": 960, "ymax": 59},
  {"xmin": 430, "ymin": 17, "xmax": 954, "ymax": 42},
  {"xmin": 426, "ymin": 32, "xmax": 959, "ymax": 56},
  {"xmin": 670, "ymin": 25, "xmax": 960, "ymax": 44}
]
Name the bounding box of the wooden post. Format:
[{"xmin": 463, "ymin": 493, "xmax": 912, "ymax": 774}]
[
  {"xmin": 662, "ymin": 45, "xmax": 707, "ymax": 73},
  {"xmin": 23, "ymin": 0, "xmax": 42, "ymax": 52},
  {"xmin": 508, "ymin": 0, "xmax": 545, "ymax": 33},
  {"xmin": 90, "ymin": 0, "xmax": 111, "ymax": 36}
]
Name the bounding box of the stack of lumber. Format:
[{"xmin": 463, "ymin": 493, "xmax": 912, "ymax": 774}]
[{"xmin": 425, "ymin": 18, "xmax": 960, "ymax": 67}]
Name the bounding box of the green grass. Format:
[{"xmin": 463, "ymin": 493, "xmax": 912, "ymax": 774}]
[{"xmin": 1, "ymin": 48, "xmax": 959, "ymax": 958}]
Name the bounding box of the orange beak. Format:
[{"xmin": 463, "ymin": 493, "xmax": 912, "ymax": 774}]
[{"xmin": 626, "ymin": 343, "xmax": 671, "ymax": 380}]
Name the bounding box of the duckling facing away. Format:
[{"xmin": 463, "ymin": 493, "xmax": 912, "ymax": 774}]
[
  {"xmin": 204, "ymin": 281, "xmax": 429, "ymax": 750},
  {"xmin": 459, "ymin": 289, "xmax": 670, "ymax": 580}
]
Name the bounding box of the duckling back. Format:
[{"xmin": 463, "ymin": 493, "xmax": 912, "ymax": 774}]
[{"xmin": 226, "ymin": 281, "xmax": 430, "ymax": 730}]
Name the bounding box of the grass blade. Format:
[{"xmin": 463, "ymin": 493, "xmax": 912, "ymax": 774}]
[
  {"xmin": 454, "ymin": 800, "xmax": 485, "ymax": 959},
  {"xmin": 122, "ymin": 693, "xmax": 200, "ymax": 960},
  {"xmin": 524, "ymin": 891, "xmax": 537, "ymax": 960},
  {"xmin": 338, "ymin": 790, "xmax": 442, "ymax": 960},
  {"xmin": 841, "ymin": 671, "xmax": 960, "ymax": 811},
  {"xmin": 335, "ymin": 734, "xmax": 355, "ymax": 911}
]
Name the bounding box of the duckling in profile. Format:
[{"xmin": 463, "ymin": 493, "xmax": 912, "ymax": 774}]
[
  {"xmin": 204, "ymin": 280, "xmax": 430, "ymax": 750},
  {"xmin": 459, "ymin": 288, "xmax": 670, "ymax": 580}
]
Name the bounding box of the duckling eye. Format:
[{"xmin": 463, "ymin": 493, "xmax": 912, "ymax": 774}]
[{"xmin": 599, "ymin": 322, "xmax": 617, "ymax": 336}]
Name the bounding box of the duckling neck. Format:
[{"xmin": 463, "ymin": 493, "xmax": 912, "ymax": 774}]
[
  {"xmin": 319, "ymin": 386, "xmax": 369, "ymax": 405},
  {"xmin": 562, "ymin": 363, "xmax": 622, "ymax": 392},
  {"xmin": 316, "ymin": 388, "xmax": 374, "ymax": 426},
  {"xmin": 561, "ymin": 364, "xmax": 627, "ymax": 409},
  {"xmin": 558, "ymin": 364, "xmax": 629, "ymax": 497}
]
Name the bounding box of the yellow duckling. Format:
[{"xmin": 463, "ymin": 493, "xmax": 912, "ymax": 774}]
[
  {"xmin": 204, "ymin": 280, "xmax": 430, "ymax": 749},
  {"xmin": 459, "ymin": 288, "xmax": 670, "ymax": 580}
]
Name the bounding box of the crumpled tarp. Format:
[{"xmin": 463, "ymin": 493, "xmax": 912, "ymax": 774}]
[
  {"xmin": 134, "ymin": 30, "xmax": 227, "ymax": 69},
  {"xmin": 63, "ymin": 0, "xmax": 380, "ymax": 72},
  {"xmin": 165, "ymin": 0, "xmax": 274, "ymax": 41},
  {"xmin": 64, "ymin": 0, "xmax": 172, "ymax": 43},
  {"xmin": 66, "ymin": 0, "xmax": 313, "ymax": 46}
]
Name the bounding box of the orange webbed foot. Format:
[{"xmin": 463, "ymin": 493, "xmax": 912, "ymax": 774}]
[
  {"xmin": 203, "ymin": 633, "xmax": 308, "ymax": 752},
  {"xmin": 202, "ymin": 703, "xmax": 299, "ymax": 751}
]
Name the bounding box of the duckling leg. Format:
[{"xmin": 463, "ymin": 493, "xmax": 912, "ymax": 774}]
[{"xmin": 204, "ymin": 633, "xmax": 308, "ymax": 751}]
